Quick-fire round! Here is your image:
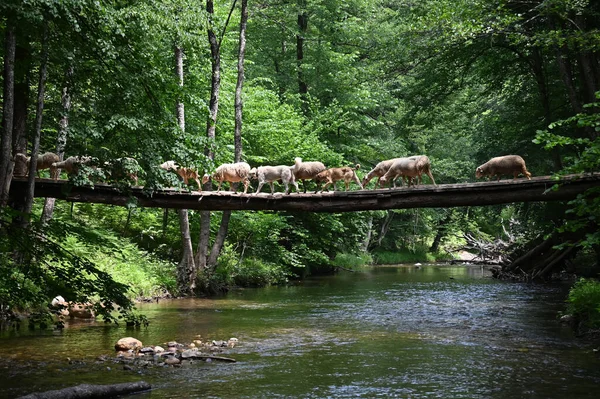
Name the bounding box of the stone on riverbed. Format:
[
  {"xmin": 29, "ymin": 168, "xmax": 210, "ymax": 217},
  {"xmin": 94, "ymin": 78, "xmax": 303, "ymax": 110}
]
[{"xmin": 115, "ymin": 337, "xmax": 143, "ymax": 352}]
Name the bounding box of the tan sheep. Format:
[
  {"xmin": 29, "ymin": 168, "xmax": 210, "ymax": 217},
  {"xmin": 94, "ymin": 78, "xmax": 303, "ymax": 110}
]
[
  {"xmin": 408, "ymin": 155, "xmax": 436, "ymax": 185},
  {"xmin": 475, "ymin": 155, "xmax": 532, "ymax": 181},
  {"xmin": 51, "ymin": 156, "xmax": 94, "ymax": 178},
  {"xmin": 314, "ymin": 164, "xmax": 363, "ymax": 192},
  {"xmin": 291, "ymin": 157, "xmax": 326, "ymax": 192},
  {"xmin": 14, "ymin": 152, "xmax": 60, "ymax": 178},
  {"xmin": 361, "ymin": 158, "xmax": 405, "ymax": 189},
  {"xmin": 250, "ymin": 165, "xmax": 298, "ymax": 195},
  {"xmin": 202, "ymin": 162, "xmax": 251, "ymax": 194},
  {"xmin": 379, "ymin": 158, "xmax": 419, "ymax": 188},
  {"xmin": 159, "ymin": 161, "xmax": 202, "ymax": 191}
]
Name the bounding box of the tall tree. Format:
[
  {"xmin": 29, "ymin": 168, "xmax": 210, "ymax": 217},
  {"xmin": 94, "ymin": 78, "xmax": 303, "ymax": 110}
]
[
  {"xmin": 41, "ymin": 65, "xmax": 73, "ymax": 223},
  {"xmin": 206, "ymin": 0, "xmax": 248, "ymax": 271},
  {"xmin": 175, "ymin": 44, "xmax": 197, "ymax": 293},
  {"xmin": 21, "ymin": 20, "xmax": 49, "ymax": 224},
  {"xmin": 0, "ymin": 23, "xmax": 17, "ymax": 207}
]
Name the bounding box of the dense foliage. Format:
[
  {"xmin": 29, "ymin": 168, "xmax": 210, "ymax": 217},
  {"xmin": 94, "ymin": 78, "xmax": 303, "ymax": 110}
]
[{"xmin": 1, "ymin": 0, "xmax": 599, "ymax": 325}]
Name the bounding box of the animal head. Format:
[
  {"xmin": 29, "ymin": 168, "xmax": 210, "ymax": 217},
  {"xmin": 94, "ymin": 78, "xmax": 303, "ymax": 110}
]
[
  {"xmin": 249, "ymin": 167, "xmax": 258, "ymax": 180},
  {"xmin": 201, "ymin": 174, "xmax": 211, "ymax": 184},
  {"xmin": 14, "ymin": 153, "xmax": 28, "ymax": 163},
  {"xmin": 314, "ymin": 170, "xmax": 329, "ymax": 181},
  {"xmin": 475, "ymin": 167, "xmax": 484, "ymax": 178}
]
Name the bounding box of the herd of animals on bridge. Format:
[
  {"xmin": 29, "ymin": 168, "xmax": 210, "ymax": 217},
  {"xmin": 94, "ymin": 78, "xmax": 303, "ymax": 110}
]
[{"xmin": 12, "ymin": 152, "xmax": 532, "ymax": 195}]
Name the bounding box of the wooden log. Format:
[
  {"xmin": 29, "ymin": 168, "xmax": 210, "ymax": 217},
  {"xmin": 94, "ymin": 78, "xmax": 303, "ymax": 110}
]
[
  {"xmin": 186, "ymin": 354, "xmax": 236, "ymax": 362},
  {"xmin": 8, "ymin": 173, "xmax": 600, "ymax": 213},
  {"xmin": 17, "ymin": 381, "xmax": 151, "ymax": 399}
]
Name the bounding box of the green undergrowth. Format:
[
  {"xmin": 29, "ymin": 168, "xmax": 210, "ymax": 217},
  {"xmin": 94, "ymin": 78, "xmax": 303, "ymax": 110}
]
[
  {"xmin": 331, "ymin": 252, "xmax": 373, "ymax": 269},
  {"xmin": 59, "ymin": 229, "xmax": 177, "ymax": 300},
  {"xmin": 372, "ymin": 247, "xmax": 453, "ymax": 264},
  {"xmin": 565, "ymin": 278, "xmax": 600, "ymax": 331}
]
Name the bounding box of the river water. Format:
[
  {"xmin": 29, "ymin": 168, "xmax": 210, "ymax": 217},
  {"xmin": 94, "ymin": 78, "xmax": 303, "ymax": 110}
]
[{"xmin": 1, "ymin": 265, "xmax": 599, "ymax": 398}]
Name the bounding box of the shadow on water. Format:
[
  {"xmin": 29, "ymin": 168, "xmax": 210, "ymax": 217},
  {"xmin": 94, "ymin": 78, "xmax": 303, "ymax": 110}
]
[{"xmin": 1, "ymin": 264, "xmax": 599, "ymax": 398}]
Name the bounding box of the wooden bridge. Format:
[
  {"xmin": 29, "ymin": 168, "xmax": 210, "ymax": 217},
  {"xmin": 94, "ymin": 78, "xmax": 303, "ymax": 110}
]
[{"xmin": 9, "ymin": 174, "xmax": 600, "ymax": 213}]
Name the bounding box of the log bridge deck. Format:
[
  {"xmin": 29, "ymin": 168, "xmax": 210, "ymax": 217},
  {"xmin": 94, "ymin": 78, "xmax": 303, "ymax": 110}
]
[{"xmin": 9, "ymin": 174, "xmax": 600, "ymax": 213}]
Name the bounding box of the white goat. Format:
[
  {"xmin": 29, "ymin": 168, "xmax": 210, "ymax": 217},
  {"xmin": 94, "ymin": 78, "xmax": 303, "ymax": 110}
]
[
  {"xmin": 250, "ymin": 165, "xmax": 299, "ymax": 195},
  {"xmin": 202, "ymin": 162, "xmax": 251, "ymax": 194},
  {"xmin": 290, "ymin": 157, "xmax": 326, "ymax": 192}
]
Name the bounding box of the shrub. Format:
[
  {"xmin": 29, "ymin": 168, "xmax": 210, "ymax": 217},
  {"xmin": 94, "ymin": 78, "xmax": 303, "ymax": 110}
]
[{"xmin": 565, "ymin": 278, "xmax": 600, "ymax": 330}]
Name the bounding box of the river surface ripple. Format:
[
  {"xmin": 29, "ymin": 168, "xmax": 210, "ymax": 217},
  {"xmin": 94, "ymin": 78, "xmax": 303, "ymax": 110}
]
[{"xmin": 1, "ymin": 265, "xmax": 599, "ymax": 398}]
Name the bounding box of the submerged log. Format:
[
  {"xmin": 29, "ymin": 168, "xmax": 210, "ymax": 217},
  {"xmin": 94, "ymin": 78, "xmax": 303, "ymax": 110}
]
[
  {"xmin": 17, "ymin": 381, "xmax": 151, "ymax": 399},
  {"xmin": 8, "ymin": 173, "xmax": 600, "ymax": 212}
]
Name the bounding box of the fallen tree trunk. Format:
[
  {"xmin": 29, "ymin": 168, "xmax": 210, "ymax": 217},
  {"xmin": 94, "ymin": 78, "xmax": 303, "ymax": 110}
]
[{"xmin": 17, "ymin": 381, "xmax": 151, "ymax": 399}]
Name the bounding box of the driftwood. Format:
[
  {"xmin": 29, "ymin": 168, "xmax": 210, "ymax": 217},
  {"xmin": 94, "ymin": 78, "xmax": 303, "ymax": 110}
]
[
  {"xmin": 8, "ymin": 174, "xmax": 600, "ymax": 212},
  {"xmin": 17, "ymin": 381, "xmax": 151, "ymax": 399}
]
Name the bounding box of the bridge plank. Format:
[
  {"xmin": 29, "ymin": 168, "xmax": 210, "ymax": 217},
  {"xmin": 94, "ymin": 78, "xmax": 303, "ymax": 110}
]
[{"xmin": 9, "ymin": 174, "xmax": 600, "ymax": 212}]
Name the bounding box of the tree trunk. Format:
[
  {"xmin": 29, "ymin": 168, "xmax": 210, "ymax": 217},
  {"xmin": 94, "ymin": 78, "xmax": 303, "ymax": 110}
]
[
  {"xmin": 197, "ymin": 0, "xmax": 221, "ymax": 271},
  {"xmin": 0, "ymin": 24, "xmax": 17, "ymax": 208},
  {"xmin": 41, "ymin": 65, "xmax": 73, "ymax": 223},
  {"xmin": 206, "ymin": 0, "xmax": 248, "ymax": 271},
  {"xmin": 430, "ymin": 210, "xmax": 452, "ymax": 253},
  {"xmin": 22, "ymin": 21, "xmax": 49, "ymax": 222},
  {"xmin": 11, "ymin": 40, "xmax": 31, "ymax": 178},
  {"xmin": 174, "ymin": 44, "xmax": 197, "ymax": 293},
  {"xmin": 296, "ymin": 0, "xmax": 309, "ymax": 114}
]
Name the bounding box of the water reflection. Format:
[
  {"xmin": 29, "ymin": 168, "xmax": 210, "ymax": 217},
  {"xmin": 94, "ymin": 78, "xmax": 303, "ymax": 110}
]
[{"xmin": 1, "ymin": 265, "xmax": 598, "ymax": 399}]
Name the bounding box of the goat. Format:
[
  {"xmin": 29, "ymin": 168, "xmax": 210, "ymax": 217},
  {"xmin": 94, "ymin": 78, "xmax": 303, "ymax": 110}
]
[
  {"xmin": 202, "ymin": 162, "xmax": 251, "ymax": 194},
  {"xmin": 105, "ymin": 157, "xmax": 140, "ymax": 185},
  {"xmin": 314, "ymin": 164, "xmax": 363, "ymax": 192},
  {"xmin": 250, "ymin": 165, "xmax": 298, "ymax": 195}
]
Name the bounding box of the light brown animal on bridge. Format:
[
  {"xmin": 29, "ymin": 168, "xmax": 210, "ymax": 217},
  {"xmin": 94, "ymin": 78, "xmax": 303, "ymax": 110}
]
[
  {"xmin": 379, "ymin": 158, "xmax": 420, "ymax": 188},
  {"xmin": 314, "ymin": 164, "xmax": 363, "ymax": 192},
  {"xmin": 291, "ymin": 157, "xmax": 326, "ymax": 192},
  {"xmin": 475, "ymin": 155, "xmax": 531, "ymax": 181},
  {"xmin": 160, "ymin": 160, "xmax": 202, "ymax": 191},
  {"xmin": 409, "ymin": 155, "xmax": 436, "ymax": 186},
  {"xmin": 202, "ymin": 162, "xmax": 251, "ymax": 194},
  {"xmin": 14, "ymin": 152, "xmax": 60, "ymax": 178},
  {"xmin": 361, "ymin": 158, "xmax": 403, "ymax": 189},
  {"xmin": 51, "ymin": 156, "xmax": 94, "ymax": 178}
]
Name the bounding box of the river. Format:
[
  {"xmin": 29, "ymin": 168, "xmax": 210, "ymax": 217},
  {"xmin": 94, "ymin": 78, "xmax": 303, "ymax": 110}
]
[{"xmin": 1, "ymin": 265, "xmax": 599, "ymax": 398}]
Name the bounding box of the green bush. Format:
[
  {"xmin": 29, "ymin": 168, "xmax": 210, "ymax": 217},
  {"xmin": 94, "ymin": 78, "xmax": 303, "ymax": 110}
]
[
  {"xmin": 565, "ymin": 278, "xmax": 600, "ymax": 329},
  {"xmin": 373, "ymin": 248, "xmax": 436, "ymax": 264},
  {"xmin": 331, "ymin": 252, "xmax": 373, "ymax": 268}
]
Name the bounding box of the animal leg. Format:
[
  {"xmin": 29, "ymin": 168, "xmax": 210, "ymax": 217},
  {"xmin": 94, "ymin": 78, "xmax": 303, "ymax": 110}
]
[
  {"xmin": 243, "ymin": 179, "xmax": 249, "ymax": 194},
  {"xmin": 427, "ymin": 170, "xmax": 436, "ymax": 185},
  {"xmin": 269, "ymin": 182, "xmax": 275, "ymax": 194},
  {"xmin": 255, "ymin": 181, "xmax": 265, "ymax": 194}
]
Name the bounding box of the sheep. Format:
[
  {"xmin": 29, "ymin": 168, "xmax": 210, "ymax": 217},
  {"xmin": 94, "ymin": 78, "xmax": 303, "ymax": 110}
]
[
  {"xmin": 361, "ymin": 158, "xmax": 405, "ymax": 189},
  {"xmin": 51, "ymin": 156, "xmax": 94, "ymax": 177},
  {"xmin": 408, "ymin": 155, "xmax": 437, "ymax": 186},
  {"xmin": 159, "ymin": 160, "xmax": 202, "ymax": 191},
  {"xmin": 14, "ymin": 152, "xmax": 60, "ymax": 178},
  {"xmin": 475, "ymin": 155, "xmax": 532, "ymax": 181},
  {"xmin": 250, "ymin": 165, "xmax": 299, "ymax": 195},
  {"xmin": 379, "ymin": 158, "xmax": 420, "ymax": 188},
  {"xmin": 202, "ymin": 162, "xmax": 251, "ymax": 194},
  {"xmin": 314, "ymin": 164, "xmax": 363, "ymax": 192},
  {"xmin": 290, "ymin": 157, "xmax": 326, "ymax": 192},
  {"xmin": 105, "ymin": 157, "xmax": 140, "ymax": 185}
]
